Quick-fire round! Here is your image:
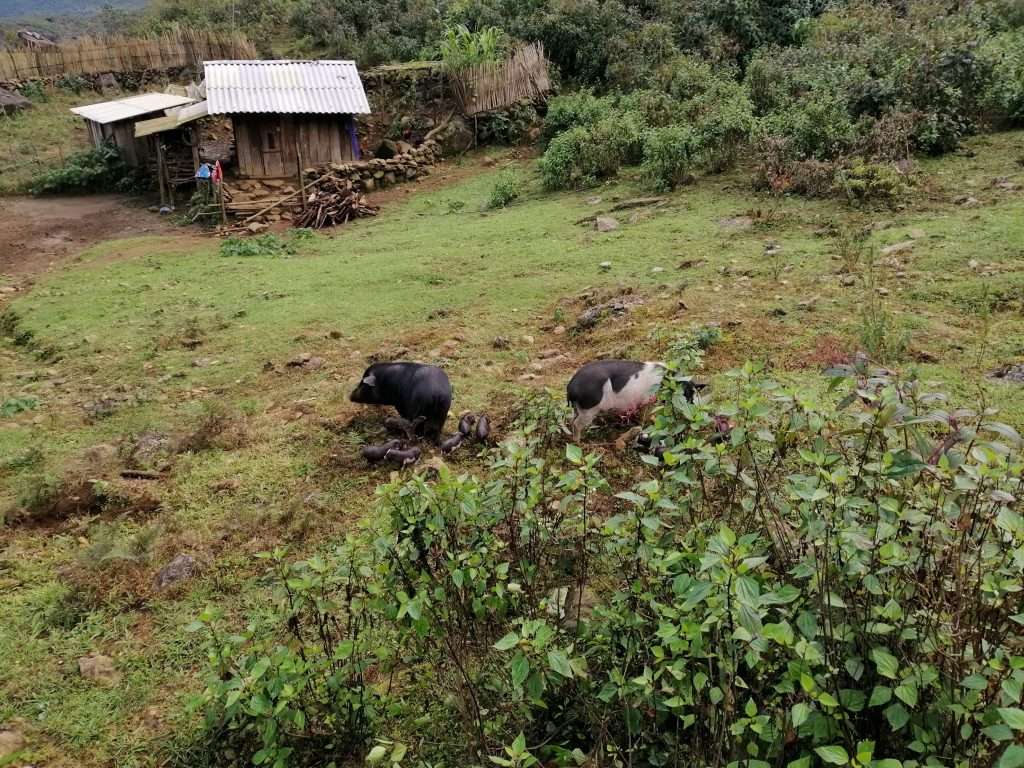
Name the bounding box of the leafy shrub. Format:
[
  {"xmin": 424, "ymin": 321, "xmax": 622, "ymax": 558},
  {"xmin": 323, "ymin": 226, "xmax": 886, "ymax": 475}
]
[
  {"xmin": 476, "ymin": 102, "xmax": 539, "ymax": 145},
  {"xmin": 438, "ymin": 23, "xmax": 508, "ymax": 71},
  {"xmin": 219, "ymin": 230, "xmax": 314, "ymax": 258},
  {"xmin": 192, "ymin": 546, "xmax": 382, "ymax": 767},
  {"xmin": 541, "ymin": 89, "xmax": 612, "ymax": 144},
  {"xmin": 55, "ymin": 74, "xmax": 90, "ymax": 93},
  {"xmin": 29, "ymin": 143, "xmax": 131, "ymax": 196},
  {"xmin": 16, "ymin": 80, "xmax": 46, "ymax": 101},
  {"xmin": 196, "ymin": 334, "xmax": 1024, "ymax": 767},
  {"xmin": 982, "ymin": 30, "xmax": 1024, "ymax": 125},
  {"xmin": 641, "ymin": 125, "xmax": 700, "ymax": 191},
  {"xmin": 538, "ymin": 116, "xmax": 638, "ymax": 191},
  {"xmin": 537, "ymin": 126, "xmax": 592, "ymax": 190},
  {"xmin": 484, "ymin": 169, "xmax": 522, "ymax": 209},
  {"xmin": 1, "ymin": 397, "xmax": 38, "ymax": 418},
  {"xmin": 760, "ymin": 91, "xmax": 858, "ymax": 161},
  {"xmin": 834, "ymin": 160, "xmax": 912, "ymax": 206},
  {"xmin": 685, "ymin": 79, "xmax": 756, "ymax": 172}
]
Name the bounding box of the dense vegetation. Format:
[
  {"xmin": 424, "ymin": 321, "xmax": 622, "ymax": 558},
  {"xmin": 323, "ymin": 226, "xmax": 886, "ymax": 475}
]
[
  {"xmin": 192, "ymin": 337, "xmax": 1024, "ymax": 768},
  {"xmin": 3, "ymin": 1, "xmax": 1024, "ymax": 766}
]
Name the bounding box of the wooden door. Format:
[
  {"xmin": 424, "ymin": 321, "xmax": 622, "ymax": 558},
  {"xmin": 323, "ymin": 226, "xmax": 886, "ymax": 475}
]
[{"xmin": 258, "ymin": 116, "xmax": 285, "ymax": 177}]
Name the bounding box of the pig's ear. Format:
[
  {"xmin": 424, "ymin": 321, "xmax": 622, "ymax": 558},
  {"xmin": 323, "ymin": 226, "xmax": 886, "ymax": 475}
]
[{"xmin": 362, "ymin": 374, "xmax": 377, "ymax": 387}]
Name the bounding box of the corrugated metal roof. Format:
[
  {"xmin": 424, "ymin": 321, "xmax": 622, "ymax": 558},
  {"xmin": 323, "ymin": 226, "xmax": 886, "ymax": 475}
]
[
  {"xmin": 204, "ymin": 60, "xmax": 371, "ymax": 115},
  {"xmin": 134, "ymin": 100, "xmax": 210, "ymax": 138},
  {"xmin": 70, "ymin": 92, "xmax": 195, "ymax": 125}
]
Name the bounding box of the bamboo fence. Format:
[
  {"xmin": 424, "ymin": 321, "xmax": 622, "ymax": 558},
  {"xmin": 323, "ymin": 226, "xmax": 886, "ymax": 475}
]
[
  {"xmin": 449, "ymin": 42, "xmax": 552, "ymax": 116},
  {"xmin": 0, "ymin": 29, "xmax": 256, "ymax": 81}
]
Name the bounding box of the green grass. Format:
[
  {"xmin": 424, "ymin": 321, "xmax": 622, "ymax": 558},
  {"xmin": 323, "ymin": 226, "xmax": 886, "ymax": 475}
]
[
  {"xmin": 1, "ymin": 133, "xmax": 1023, "ymax": 766},
  {"xmin": 0, "ymin": 87, "xmax": 93, "ymax": 195}
]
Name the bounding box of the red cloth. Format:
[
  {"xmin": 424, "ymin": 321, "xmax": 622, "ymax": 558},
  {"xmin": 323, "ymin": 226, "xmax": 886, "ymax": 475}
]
[{"xmin": 212, "ymin": 160, "xmax": 223, "ymax": 184}]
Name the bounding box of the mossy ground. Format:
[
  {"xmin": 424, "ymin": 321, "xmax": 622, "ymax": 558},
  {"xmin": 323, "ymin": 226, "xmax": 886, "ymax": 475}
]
[{"xmin": 1, "ymin": 131, "xmax": 1022, "ymax": 766}]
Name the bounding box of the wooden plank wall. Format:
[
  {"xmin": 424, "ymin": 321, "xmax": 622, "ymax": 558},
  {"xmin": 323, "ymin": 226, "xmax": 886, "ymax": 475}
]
[
  {"xmin": 0, "ymin": 29, "xmax": 255, "ymax": 81},
  {"xmin": 234, "ymin": 115, "xmax": 354, "ymax": 178}
]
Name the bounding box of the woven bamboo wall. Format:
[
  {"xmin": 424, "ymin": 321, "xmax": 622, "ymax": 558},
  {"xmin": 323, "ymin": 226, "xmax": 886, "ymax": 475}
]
[
  {"xmin": 450, "ymin": 43, "xmax": 552, "ymax": 116},
  {"xmin": 0, "ymin": 29, "xmax": 255, "ymax": 81}
]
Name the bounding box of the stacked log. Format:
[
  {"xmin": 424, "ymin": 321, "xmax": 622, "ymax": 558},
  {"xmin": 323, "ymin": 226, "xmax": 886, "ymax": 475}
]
[
  {"xmin": 295, "ymin": 177, "xmax": 378, "ymax": 229},
  {"xmin": 307, "ymin": 139, "xmax": 440, "ymax": 193}
]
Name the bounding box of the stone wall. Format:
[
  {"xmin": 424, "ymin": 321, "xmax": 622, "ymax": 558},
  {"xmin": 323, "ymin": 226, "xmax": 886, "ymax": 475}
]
[
  {"xmin": 359, "ymin": 63, "xmax": 456, "ymax": 154},
  {"xmin": 0, "ymin": 66, "xmax": 196, "ymax": 94},
  {"xmin": 308, "ymin": 139, "xmax": 441, "ymax": 193}
]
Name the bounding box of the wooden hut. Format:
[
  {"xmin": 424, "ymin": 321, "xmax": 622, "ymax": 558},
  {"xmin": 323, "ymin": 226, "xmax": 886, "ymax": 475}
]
[
  {"xmin": 204, "ymin": 60, "xmax": 371, "ymax": 179},
  {"xmin": 71, "ymin": 92, "xmax": 196, "ymax": 167}
]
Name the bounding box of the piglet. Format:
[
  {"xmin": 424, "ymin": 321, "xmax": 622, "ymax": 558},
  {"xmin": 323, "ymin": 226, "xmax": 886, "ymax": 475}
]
[
  {"xmin": 475, "ymin": 415, "xmax": 491, "ymax": 443},
  {"xmin": 361, "ymin": 439, "xmax": 402, "ymax": 464},
  {"xmin": 458, "ymin": 413, "xmax": 476, "ymax": 436},
  {"xmin": 441, "ymin": 432, "xmax": 465, "ymax": 454},
  {"xmin": 384, "ymin": 446, "xmax": 422, "ymax": 467}
]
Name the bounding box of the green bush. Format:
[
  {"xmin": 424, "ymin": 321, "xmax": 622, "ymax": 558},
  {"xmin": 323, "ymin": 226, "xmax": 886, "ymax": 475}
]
[
  {"xmin": 195, "ymin": 333, "xmax": 1024, "ymax": 767},
  {"xmin": 219, "ymin": 231, "xmax": 314, "ymax": 258},
  {"xmin": 538, "ymin": 116, "xmax": 638, "ymax": 191},
  {"xmin": 484, "ymin": 169, "xmax": 522, "ymax": 209},
  {"xmin": 29, "ymin": 143, "xmax": 131, "ymax": 196},
  {"xmin": 760, "ymin": 91, "xmax": 859, "ymax": 161},
  {"xmin": 438, "ymin": 23, "xmax": 508, "ymax": 71},
  {"xmin": 641, "ymin": 125, "xmax": 700, "ymax": 192},
  {"xmin": 192, "ymin": 546, "xmax": 382, "ymax": 767},
  {"xmin": 541, "ymin": 89, "xmax": 611, "ymax": 144},
  {"xmin": 476, "ymin": 102, "xmax": 539, "ymax": 145},
  {"xmin": 982, "ymin": 30, "xmax": 1024, "ymax": 124},
  {"xmin": 686, "ymin": 79, "xmax": 756, "ymax": 172},
  {"xmin": 834, "ymin": 160, "xmax": 912, "ymax": 206}
]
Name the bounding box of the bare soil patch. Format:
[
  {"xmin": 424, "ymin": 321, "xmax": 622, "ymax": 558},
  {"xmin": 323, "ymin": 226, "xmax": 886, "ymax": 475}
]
[{"xmin": 0, "ymin": 194, "xmax": 182, "ymax": 282}]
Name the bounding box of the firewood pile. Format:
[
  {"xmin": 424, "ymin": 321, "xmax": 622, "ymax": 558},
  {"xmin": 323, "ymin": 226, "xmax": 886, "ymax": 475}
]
[{"xmin": 294, "ymin": 176, "xmax": 379, "ymax": 229}]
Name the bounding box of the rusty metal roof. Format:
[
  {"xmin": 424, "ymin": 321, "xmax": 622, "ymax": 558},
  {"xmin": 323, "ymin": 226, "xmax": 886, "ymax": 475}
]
[
  {"xmin": 70, "ymin": 92, "xmax": 195, "ymax": 125},
  {"xmin": 204, "ymin": 60, "xmax": 371, "ymax": 115}
]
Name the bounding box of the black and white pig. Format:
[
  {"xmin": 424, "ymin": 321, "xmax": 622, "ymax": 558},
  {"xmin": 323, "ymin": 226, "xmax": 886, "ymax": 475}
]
[
  {"xmin": 566, "ymin": 359, "xmax": 702, "ymax": 441},
  {"xmin": 350, "ymin": 362, "xmax": 452, "ymax": 442}
]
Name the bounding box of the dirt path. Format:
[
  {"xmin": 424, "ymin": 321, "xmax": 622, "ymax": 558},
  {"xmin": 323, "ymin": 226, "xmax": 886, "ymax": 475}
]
[{"xmin": 0, "ymin": 194, "xmax": 184, "ymax": 284}]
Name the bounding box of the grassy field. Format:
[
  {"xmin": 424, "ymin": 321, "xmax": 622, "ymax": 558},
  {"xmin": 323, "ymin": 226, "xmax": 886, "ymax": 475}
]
[
  {"xmin": 0, "ymin": 88, "xmax": 92, "ymax": 195},
  {"xmin": 1, "ymin": 132, "xmax": 1023, "ymax": 766}
]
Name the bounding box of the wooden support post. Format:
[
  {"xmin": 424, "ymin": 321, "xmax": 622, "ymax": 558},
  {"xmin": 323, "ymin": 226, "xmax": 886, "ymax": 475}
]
[
  {"xmin": 296, "ymin": 140, "xmax": 307, "ymax": 212},
  {"xmin": 219, "ymin": 181, "xmax": 227, "ymax": 226},
  {"xmin": 156, "ymin": 140, "xmax": 168, "ymax": 207},
  {"xmin": 190, "ymin": 124, "xmax": 201, "ymax": 174}
]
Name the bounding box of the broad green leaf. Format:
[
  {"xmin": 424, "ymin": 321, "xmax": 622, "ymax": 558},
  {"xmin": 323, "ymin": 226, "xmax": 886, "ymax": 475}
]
[
  {"xmin": 251, "ymin": 657, "xmax": 271, "ymax": 680},
  {"xmin": 895, "ymin": 681, "xmax": 918, "ymax": 708},
  {"xmin": 814, "ymin": 745, "xmax": 850, "ymax": 765},
  {"xmin": 548, "ymin": 650, "xmax": 573, "ymax": 678},
  {"xmin": 565, "ymin": 444, "xmax": 583, "ymax": 463},
  {"xmin": 390, "ymin": 743, "xmax": 408, "ymax": 763},
  {"xmin": 366, "ymin": 745, "xmax": 389, "ymax": 764},
  {"xmin": 999, "ymin": 707, "xmax": 1024, "ymax": 731},
  {"xmin": 511, "ymin": 654, "xmax": 530, "ymax": 687},
  {"xmin": 869, "ymin": 686, "xmax": 892, "ymax": 707},
  {"xmin": 885, "ymin": 702, "xmax": 910, "ymax": 730},
  {"xmin": 791, "ymin": 702, "xmax": 810, "ymax": 727},
  {"xmin": 998, "ymin": 745, "xmax": 1024, "ymax": 768},
  {"xmin": 494, "ymin": 633, "xmax": 519, "ymax": 651},
  {"xmin": 871, "ymin": 648, "xmax": 900, "ymax": 679},
  {"xmin": 962, "ymin": 674, "xmax": 989, "ymax": 690}
]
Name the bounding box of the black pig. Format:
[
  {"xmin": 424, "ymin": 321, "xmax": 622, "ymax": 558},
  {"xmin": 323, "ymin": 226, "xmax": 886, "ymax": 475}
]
[{"xmin": 350, "ymin": 362, "xmax": 452, "ymax": 442}]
